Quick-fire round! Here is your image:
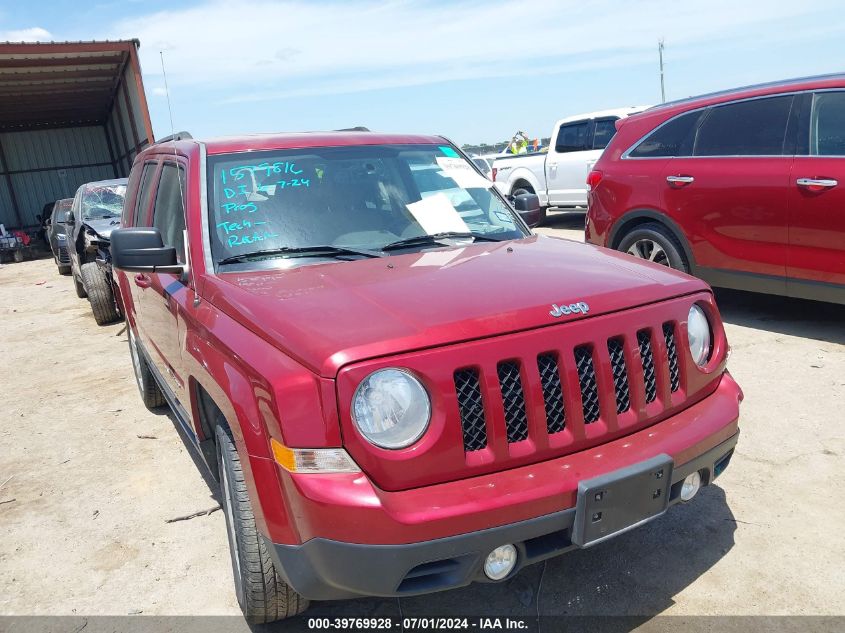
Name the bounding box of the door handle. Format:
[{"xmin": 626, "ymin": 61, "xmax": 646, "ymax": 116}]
[
  {"xmin": 796, "ymin": 177, "xmax": 837, "ymax": 191},
  {"xmin": 134, "ymin": 273, "xmax": 151, "ymax": 288},
  {"xmin": 666, "ymin": 175, "xmax": 694, "ymax": 187}
]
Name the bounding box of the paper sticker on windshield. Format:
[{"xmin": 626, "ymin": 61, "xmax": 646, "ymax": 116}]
[
  {"xmin": 406, "ymin": 193, "xmax": 470, "ymax": 235},
  {"xmin": 439, "ymin": 145, "xmax": 459, "ymax": 157},
  {"xmin": 435, "ymin": 156, "xmax": 491, "ymax": 190}
]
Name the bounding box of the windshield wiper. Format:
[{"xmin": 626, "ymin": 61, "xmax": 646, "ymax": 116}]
[
  {"xmin": 218, "ymin": 245, "xmax": 385, "ymax": 266},
  {"xmin": 381, "ymin": 232, "xmax": 504, "ymax": 252}
]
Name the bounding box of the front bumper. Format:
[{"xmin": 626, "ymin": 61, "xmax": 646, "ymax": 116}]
[
  {"xmin": 265, "ymin": 372, "xmax": 742, "ymax": 600},
  {"xmin": 266, "ymin": 432, "xmax": 737, "ymax": 600}
]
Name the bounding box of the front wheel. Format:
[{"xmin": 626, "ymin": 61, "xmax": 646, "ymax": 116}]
[
  {"xmin": 81, "ymin": 262, "xmax": 121, "ymax": 325},
  {"xmin": 216, "ymin": 425, "xmax": 309, "ymax": 623},
  {"xmin": 73, "ymin": 272, "xmax": 87, "ymax": 298},
  {"xmin": 617, "ymin": 223, "xmax": 689, "ymax": 272}
]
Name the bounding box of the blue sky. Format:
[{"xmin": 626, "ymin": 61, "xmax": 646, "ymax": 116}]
[{"xmin": 1, "ymin": 0, "xmax": 844, "ymax": 146}]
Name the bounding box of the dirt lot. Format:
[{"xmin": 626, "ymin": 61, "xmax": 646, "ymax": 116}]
[{"xmin": 1, "ymin": 215, "xmax": 843, "ymax": 624}]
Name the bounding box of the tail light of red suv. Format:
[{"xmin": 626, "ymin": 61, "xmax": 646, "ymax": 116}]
[{"xmin": 586, "ymin": 169, "xmax": 603, "ymax": 191}]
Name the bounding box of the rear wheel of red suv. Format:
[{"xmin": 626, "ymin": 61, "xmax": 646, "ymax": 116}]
[
  {"xmin": 215, "ymin": 424, "xmax": 309, "ymax": 623},
  {"xmin": 128, "ymin": 326, "xmax": 166, "ymax": 409},
  {"xmin": 618, "ymin": 223, "xmax": 689, "ymax": 272}
]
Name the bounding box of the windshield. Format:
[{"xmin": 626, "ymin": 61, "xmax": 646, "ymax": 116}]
[
  {"xmin": 81, "ymin": 184, "xmax": 127, "ymax": 220},
  {"xmin": 207, "ymin": 143, "xmax": 526, "ymax": 267}
]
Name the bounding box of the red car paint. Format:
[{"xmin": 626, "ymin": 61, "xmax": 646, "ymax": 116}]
[
  {"xmin": 116, "ymin": 131, "xmax": 741, "ymax": 594},
  {"xmin": 586, "ymin": 74, "xmax": 845, "ymax": 304}
]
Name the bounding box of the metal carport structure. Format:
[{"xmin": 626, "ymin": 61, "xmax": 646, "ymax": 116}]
[{"xmin": 0, "ymin": 40, "xmax": 153, "ymax": 229}]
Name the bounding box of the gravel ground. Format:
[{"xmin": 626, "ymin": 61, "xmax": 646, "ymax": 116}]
[{"xmin": 1, "ymin": 220, "xmax": 843, "ymax": 625}]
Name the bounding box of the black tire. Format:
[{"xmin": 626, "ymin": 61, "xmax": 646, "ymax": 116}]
[
  {"xmin": 73, "ymin": 272, "xmax": 87, "ymax": 298},
  {"xmin": 512, "ymin": 184, "xmax": 534, "ymax": 198},
  {"xmin": 216, "ymin": 424, "xmax": 309, "ymax": 623},
  {"xmin": 617, "ymin": 222, "xmax": 689, "ymax": 272},
  {"xmin": 81, "ymin": 262, "xmax": 121, "ymax": 325},
  {"xmin": 128, "ymin": 326, "xmax": 166, "ymax": 409}
]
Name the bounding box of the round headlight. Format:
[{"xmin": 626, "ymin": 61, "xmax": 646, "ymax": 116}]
[
  {"xmin": 352, "ymin": 369, "xmax": 431, "ymax": 449},
  {"xmin": 687, "ymin": 304, "xmax": 712, "ymax": 366}
]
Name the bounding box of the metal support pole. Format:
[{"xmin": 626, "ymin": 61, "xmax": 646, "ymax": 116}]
[
  {"xmin": 658, "ymin": 38, "xmax": 666, "ymax": 104},
  {"xmin": 0, "ymin": 135, "xmax": 24, "ymax": 228}
]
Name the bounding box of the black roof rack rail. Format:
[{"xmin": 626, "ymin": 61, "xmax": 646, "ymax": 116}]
[
  {"xmin": 155, "ymin": 131, "xmax": 193, "ymax": 143},
  {"xmin": 334, "ymin": 126, "xmax": 370, "ymax": 132}
]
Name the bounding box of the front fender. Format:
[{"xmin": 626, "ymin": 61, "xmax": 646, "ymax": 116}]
[{"xmin": 183, "ymin": 300, "xmax": 342, "ymax": 545}]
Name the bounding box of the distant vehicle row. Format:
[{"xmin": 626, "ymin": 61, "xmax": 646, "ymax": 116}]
[{"xmin": 45, "ymin": 178, "xmax": 127, "ymax": 323}]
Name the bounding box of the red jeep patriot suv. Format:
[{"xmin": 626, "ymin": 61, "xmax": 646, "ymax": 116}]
[
  {"xmin": 586, "ymin": 73, "xmax": 845, "ymax": 305},
  {"xmin": 111, "ymin": 132, "xmax": 742, "ymax": 622}
]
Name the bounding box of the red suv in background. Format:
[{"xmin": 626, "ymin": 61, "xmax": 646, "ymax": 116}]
[{"xmin": 586, "ymin": 74, "xmax": 845, "ymax": 305}]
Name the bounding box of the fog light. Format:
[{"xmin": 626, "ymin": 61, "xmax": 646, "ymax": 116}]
[
  {"xmin": 680, "ymin": 471, "xmax": 702, "ymax": 501},
  {"xmin": 484, "ymin": 544, "xmax": 517, "ymax": 580}
]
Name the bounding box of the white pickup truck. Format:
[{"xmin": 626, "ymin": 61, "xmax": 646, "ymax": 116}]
[{"xmin": 491, "ymin": 106, "xmax": 650, "ymax": 214}]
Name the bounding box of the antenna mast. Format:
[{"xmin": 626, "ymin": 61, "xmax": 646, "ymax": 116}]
[{"xmin": 658, "ymin": 38, "xmax": 666, "ymax": 103}]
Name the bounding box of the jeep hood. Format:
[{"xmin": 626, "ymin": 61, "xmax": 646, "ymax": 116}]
[{"xmin": 204, "ymin": 235, "xmax": 707, "ymax": 377}]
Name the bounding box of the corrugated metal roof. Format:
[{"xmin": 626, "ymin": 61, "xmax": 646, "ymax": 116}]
[
  {"xmin": 0, "ymin": 40, "xmax": 153, "ymax": 228},
  {"xmin": 0, "ymin": 40, "xmax": 141, "ymax": 130}
]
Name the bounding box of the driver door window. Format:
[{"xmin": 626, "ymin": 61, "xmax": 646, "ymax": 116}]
[{"xmin": 152, "ymin": 163, "xmax": 187, "ymax": 263}]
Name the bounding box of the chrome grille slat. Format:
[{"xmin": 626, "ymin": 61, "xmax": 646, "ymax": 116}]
[
  {"xmin": 574, "ymin": 346, "xmax": 600, "ymax": 424},
  {"xmin": 454, "ymin": 369, "xmax": 487, "ymax": 451},
  {"xmin": 663, "ymin": 323, "xmax": 681, "ymax": 392},
  {"xmin": 497, "ymin": 361, "xmax": 529, "ymax": 443},
  {"xmin": 637, "ymin": 330, "xmax": 658, "ymax": 403},
  {"xmin": 607, "ymin": 338, "xmax": 631, "ymax": 414},
  {"xmin": 537, "ymin": 354, "xmax": 566, "ymax": 434}
]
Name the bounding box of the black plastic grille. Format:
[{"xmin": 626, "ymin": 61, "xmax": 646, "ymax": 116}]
[
  {"xmin": 637, "ymin": 330, "xmax": 658, "ymax": 403},
  {"xmin": 537, "ymin": 354, "xmax": 566, "ymax": 433},
  {"xmin": 574, "ymin": 346, "xmax": 600, "ymax": 424},
  {"xmin": 663, "ymin": 323, "xmax": 681, "ymax": 392},
  {"xmin": 454, "ymin": 369, "xmax": 487, "ymax": 451},
  {"xmin": 58, "ymin": 246, "xmax": 70, "ymax": 263},
  {"xmin": 607, "ymin": 338, "xmax": 631, "ymax": 414},
  {"xmin": 497, "ymin": 361, "xmax": 529, "ymax": 443}
]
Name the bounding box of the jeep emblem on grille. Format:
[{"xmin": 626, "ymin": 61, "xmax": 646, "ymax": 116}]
[{"xmin": 550, "ymin": 302, "xmax": 590, "ymax": 318}]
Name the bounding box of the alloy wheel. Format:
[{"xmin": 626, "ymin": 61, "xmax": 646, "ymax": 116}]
[{"xmin": 627, "ymin": 239, "xmax": 670, "ymax": 267}]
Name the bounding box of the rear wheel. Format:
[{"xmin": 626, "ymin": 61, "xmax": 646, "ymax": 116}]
[
  {"xmin": 128, "ymin": 326, "xmax": 166, "ymax": 409},
  {"xmin": 81, "ymin": 262, "xmax": 120, "ymax": 325},
  {"xmin": 216, "ymin": 424, "xmax": 309, "ymax": 623},
  {"xmin": 511, "ymin": 184, "xmax": 534, "ymax": 198},
  {"xmin": 617, "ymin": 222, "xmax": 689, "ymax": 272}
]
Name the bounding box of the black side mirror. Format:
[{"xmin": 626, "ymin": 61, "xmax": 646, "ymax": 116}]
[
  {"xmin": 513, "ymin": 193, "xmax": 543, "ymax": 227},
  {"xmin": 111, "ymin": 227, "xmax": 182, "ymax": 274}
]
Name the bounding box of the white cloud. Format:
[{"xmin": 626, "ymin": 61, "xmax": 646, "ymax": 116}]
[
  {"xmin": 108, "ymin": 0, "xmax": 841, "ymax": 101},
  {"xmin": 1, "ymin": 26, "xmax": 52, "ymax": 42}
]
